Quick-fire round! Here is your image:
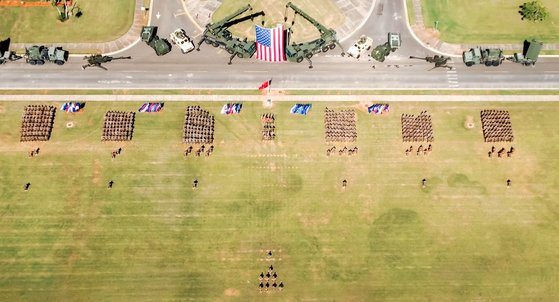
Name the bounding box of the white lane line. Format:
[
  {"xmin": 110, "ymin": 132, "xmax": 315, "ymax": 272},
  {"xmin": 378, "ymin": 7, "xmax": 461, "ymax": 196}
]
[{"xmin": 243, "ymin": 71, "xmax": 268, "ymax": 73}]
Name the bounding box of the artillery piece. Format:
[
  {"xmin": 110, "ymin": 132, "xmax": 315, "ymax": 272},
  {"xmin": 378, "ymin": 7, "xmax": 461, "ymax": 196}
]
[
  {"xmin": 82, "ymin": 54, "xmax": 132, "ymax": 70},
  {"xmin": 197, "ymin": 4, "xmax": 264, "ymax": 65},
  {"xmin": 410, "ymin": 55, "xmax": 454, "ymax": 70},
  {"xmin": 284, "ymin": 2, "xmax": 344, "ymax": 68}
]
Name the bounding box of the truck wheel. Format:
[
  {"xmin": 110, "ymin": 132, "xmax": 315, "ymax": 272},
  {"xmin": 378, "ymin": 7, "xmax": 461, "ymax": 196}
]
[
  {"xmin": 29, "ymin": 60, "xmax": 37, "ymax": 65},
  {"xmin": 305, "ymin": 53, "xmax": 313, "ymax": 59},
  {"xmin": 212, "ymin": 42, "xmax": 219, "ymax": 48},
  {"xmin": 56, "ymin": 60, "xmax": 64, "ymax": 66},
  {"xmin": 37, "ymin": 60, "xmax": 44, "ymax": 65},
  {"xmin": 484, "ymin": 61, "xmax": 492, "ymax": 67},
  {"xmin": 296, "ymin": 57, "xmax": 303, "ymax": 63},
  {"xmin": 492, "ymin": 60, "xmax": 499, "ymax": 67},
  {"xmin": 204, "ymin": 39, "xmax": 212, "ymax": 45},
  {"xmin": 321, "ymin": 46, "xmax": 329, "ymax": 53},
  {"xmin": 236, "ymin": 53, "xmax": 244, "ymax": 58},
  {"xmin": 465, "ymin": 62, "xmax": 473, "ymax": 67},
  {"xmin": 227, "ymin": 49, "xmax": 234, "ymax": 54},
  {"xmin": 329, "ymin": 44, "xmax": 336, "ymax": 50}
]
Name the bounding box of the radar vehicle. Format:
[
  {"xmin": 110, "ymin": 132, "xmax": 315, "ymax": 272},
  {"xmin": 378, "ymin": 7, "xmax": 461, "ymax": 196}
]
[
  {"xmin": 508, "ymin": 39, "xmax": 542, "ymax": 66},
  {"xmin": 371, "ymin": 33, "xmax": 401, "ymax": 62}
]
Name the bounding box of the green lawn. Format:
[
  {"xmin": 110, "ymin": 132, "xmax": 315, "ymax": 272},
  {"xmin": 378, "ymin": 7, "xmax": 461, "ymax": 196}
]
[
  {"xmin": 422, "ymin": 0, "xmax": 559, "ymax": 44},
  {"xmin": 0, "ymin": 0, "xmax": 135, "ymax": 43},
  {"xmin": 212, "ymin": 0, "xmax": 345, "ymax": 43},
  {"xmin": 1, "ymin": 101, "xmax": 559, "ymax": 300}
]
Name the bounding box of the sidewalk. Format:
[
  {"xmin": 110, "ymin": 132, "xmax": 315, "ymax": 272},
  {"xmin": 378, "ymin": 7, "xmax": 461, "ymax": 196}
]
[
  {"xmin": 1, "ymin": 94, "xmax": 558, "ymax": 102},
  {"xmin": 11, "ymin": 0, "xmax": 146, "ymax": 54},
  {"xmin": 185, "ymin": 0, "xmax": 375, "ymax": 41},
  {"xmin": 408, "ymin": 0, "xmax": 559, "ymax": 56}
]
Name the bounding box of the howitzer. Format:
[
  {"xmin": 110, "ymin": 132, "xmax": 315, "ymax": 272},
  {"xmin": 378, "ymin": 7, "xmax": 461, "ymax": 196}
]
[
  {"xmin": 82, "ymin": 55, "xmax": 132, "ymax": 70},
  {"xmin": 409, "ymin": 55, "xmax": 453, "ymax": 70}
]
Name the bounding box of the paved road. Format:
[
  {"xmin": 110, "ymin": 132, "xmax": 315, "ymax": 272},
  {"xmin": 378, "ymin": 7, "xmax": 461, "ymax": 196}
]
[{"xmin": 0, "ymin": 0, "xmax": 558, "ymax": 90}]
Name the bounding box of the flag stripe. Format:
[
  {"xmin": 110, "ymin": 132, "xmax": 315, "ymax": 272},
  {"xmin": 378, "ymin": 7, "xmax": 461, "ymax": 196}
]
[{"xmin": 255, "ymin": 24, "xmax": 286, "ymax": 62}]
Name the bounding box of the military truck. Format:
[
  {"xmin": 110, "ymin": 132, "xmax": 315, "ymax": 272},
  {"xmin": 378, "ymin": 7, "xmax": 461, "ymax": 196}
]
[
  {"xmin": 25, "ymin": 45, "xmax": 68, "ymax": 65},
  {"xmin": 371, "ymin": 33, "xmax": 401, "ymax": 62},
  {"xmin": 508, "ymin": 39, "xmax": 543, "ymax": 66},
  {"xmin": 141, "ymin": 26, "xmax": 172, "ymax": 56},
  {"xmin": 347, "ymin": 35, "xmax": 373, "ymax": 59},
  {"xmin": 197, "ymin": 4, "xmax": 262, "ymax": 64},
  {"xmin": 462, "ymin": 47, "xmax": 504, "ymax": 67},
  {"xmin": 284, "ymin": 2, "xmax": 344, "ymax": 68}
]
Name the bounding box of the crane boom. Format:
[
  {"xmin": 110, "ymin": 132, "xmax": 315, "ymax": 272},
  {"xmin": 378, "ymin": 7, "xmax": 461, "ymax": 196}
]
[
  {"xmin": 285, "ymin": 2, "xmax": 330, "ymax": 35},
  {"xmin": 207, "ymin": 4, "xmax": 252, "ymax": 32}
]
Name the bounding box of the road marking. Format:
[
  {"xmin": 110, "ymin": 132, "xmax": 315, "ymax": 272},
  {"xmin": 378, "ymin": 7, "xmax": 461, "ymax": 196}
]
[
  {"xmin": 174, "ymin": 12, "xmax": 186, "ymax": 18},
  {"xmin": 156, "ymin": 11, "xmax": 161, "ymax": 19},
  {"xmin": 543, "ymin": 71, "xmax": 559, "ymax": 73},
  {"xmin": 243, "ymin": 71, "xmax": 268, "ymax": 73}
]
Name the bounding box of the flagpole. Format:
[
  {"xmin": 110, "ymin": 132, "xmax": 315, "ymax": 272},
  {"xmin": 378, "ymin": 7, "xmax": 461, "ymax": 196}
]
[{"xmin": 268, "ymin": 78, "xmax": 272, "ymax": 94}]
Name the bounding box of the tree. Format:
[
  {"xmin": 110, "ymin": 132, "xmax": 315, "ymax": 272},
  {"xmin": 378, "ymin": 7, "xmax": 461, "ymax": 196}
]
[{"xmin": 519, "ymin": 1, "xmax": 549, "ymax": 22}]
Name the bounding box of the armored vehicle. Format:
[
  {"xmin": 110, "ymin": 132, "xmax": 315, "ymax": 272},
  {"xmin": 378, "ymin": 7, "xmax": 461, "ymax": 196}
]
[
  {"xmin": 347, "ymin": 35, "xmax": 373, "ymax": 59},
  {"xmin": 141, "ymin": 26, "xmax": 172, "ymax": 56},
  {"xmin": 197, "ymin": 4, "xmax": 262, "ymax": 64},
  {"xmin": 371, "ymin": 33, "xmax": 401, "ymax": 62},
  {"xmin": 25, "ymin": 45, "xmax": 68, "ymax": 65},
  {"xmin": 462, "ymin": 47, "xmax": 504, "ymax": 67},
  {"xmin": 170, "ymin": 28, "xmax": 195, "ymax": 54},
  {"xmin": 508, "ymin": 39, "xmax": 543, "ymax": 66},
  {"xmin": 284, "ymin": 2, "xmax": 344, "ymax": 68}
]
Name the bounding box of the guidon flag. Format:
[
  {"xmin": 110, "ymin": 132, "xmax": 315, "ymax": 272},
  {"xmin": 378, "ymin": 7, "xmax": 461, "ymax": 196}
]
[{"xmin": 255, "ymin": 24, "xmax": 286, "ymax": 62}]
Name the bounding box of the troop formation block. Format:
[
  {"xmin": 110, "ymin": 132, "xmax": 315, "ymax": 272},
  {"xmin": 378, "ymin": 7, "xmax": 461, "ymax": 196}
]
[
  {"xmin": 324, "ymin": 108, "xmax": 357, "ymax": 142},
  {"xmin": 401, "ymin": 111, "xmax": 434, "ymax": 142},
  {"xmin": 20, "ymin": 105, "xmax": 56, "ymax": 142},
  {"xmin": 480, "ymin": 110, "xmax": 514, "ymax": 142},
  {"xmin": 261, "ymin": 113, "xmax": 276, "ymax": 141},
  {"xmin": 102, "ymin": 111, "xmax": 135, "ymax": 141},
  {"xmin": 183, "ymin": 106, "xmax": 215, "ymax": 144}
]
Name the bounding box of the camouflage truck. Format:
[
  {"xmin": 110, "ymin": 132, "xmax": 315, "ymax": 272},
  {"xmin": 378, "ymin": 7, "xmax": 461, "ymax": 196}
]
[
  {"xmin": 0, "ymin": 38, "xmax": 21, "ymax": 65},
  {"xmin": 371, "ymin": 33, "xmax": 401, "ymax": 62},
  {"xmin": 463, "ymin": 47, "xmax": 504, "ymax": 67},
  {"xmin": 141, "ymin": 26, "xmax": 172, "ymax": 56},
  {"xmin": 25, "ymin": 45, "xmax": 68, "ymax": 65}
]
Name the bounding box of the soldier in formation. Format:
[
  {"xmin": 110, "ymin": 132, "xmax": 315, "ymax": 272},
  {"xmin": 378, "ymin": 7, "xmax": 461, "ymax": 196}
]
[
  {"xmin": 325, "ymin": 108, "xmax": 357, "ymax": 142},
  {"xmin": 401, "ymin": 111, "xmax": 434, "ymax": 143},
  {"xmin": 20, "ymin": 105, "xmax": 56, "ymax": 142},
  {"xmin": 480, "ymin": 110, "xmax": 514, "ymax": 142},
  {"xmin": 102, "ymin": 111, "xmax": 135, "ymax": 141},
  {"xmin": 261, "ymin": 113, "xmax": 276, "ymax": 141},
  {"xmin": 183, "ymin": 106, "xmax": 215, "ymax": 144}
]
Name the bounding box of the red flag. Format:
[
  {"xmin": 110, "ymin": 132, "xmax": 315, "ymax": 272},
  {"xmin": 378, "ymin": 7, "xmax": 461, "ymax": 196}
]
[{"xmin": 258, "ymin": 79, "xmax": 271, "ymax": 90}]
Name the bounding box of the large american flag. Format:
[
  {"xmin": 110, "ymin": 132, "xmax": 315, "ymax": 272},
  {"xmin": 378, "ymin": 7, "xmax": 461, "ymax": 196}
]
[{"xmin": 255, "ymin": 24, "xmax": 286, "ymax": 62}]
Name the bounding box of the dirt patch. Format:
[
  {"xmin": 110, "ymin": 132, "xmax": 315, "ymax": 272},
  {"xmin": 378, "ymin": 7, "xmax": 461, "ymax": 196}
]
[
  {"xmin": 464, "ymin": 116, "xmax": 475, "ymax": 129},
  {"xmin": 92, "ymin": 159, "xmax": 102, "ymax": 185},
  {"xmin": 298, "ymin": 212, "xmax": 331, "ymax": 227},
  {"xmin": 224, "ymin": 288, "xmax": 240, "ymax": 297},
  {"xmin": 0, "ymin": 105, "xmax": 5, "ymax": 113}
]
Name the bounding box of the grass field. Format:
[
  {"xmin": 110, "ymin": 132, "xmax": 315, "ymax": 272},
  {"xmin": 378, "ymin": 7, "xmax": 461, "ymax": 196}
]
[
  {"xmin": 212, "ymin": 0, "xmax": 345, "ymax": 43},
  {"xmin": 1, "ymin": 100, "xmax": 559, "ymax": 300},
  {"xmin": 0, "ymin": 0, "xmax": 135, "ymax": 43},
  {"xmin": 422, "ymin": 0, "xmax": 559, "ymax": 44}
]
